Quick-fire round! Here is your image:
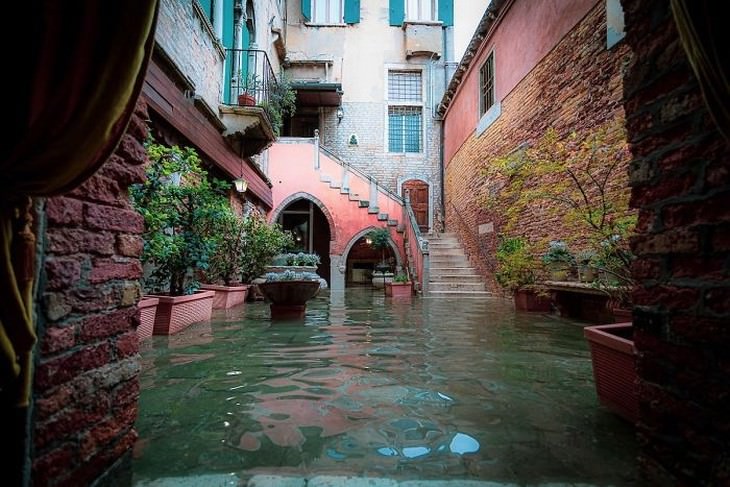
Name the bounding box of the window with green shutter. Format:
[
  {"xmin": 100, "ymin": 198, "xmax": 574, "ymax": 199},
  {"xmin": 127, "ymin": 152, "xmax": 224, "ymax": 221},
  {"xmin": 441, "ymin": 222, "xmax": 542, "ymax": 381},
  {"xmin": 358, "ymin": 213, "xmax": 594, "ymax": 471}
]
[{"xmin": 306, "ymin": 0, "xmax": 359, "ymax": 24}]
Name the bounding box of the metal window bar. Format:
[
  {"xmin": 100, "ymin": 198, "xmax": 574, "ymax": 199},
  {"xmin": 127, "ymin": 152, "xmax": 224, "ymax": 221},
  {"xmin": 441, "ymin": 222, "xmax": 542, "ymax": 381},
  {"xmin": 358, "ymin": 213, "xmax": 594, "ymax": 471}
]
[
  {"xmin": 224, "ymin": 48, "xmax": 276, "ymax": 107},
  {"xmin": 388, "ymin": 71, "xmax": 422, "ymax": 101},
  {"xmin": 388, "ymin": 106, "xmax": 422, "ymax": 153},
  {"xmin": 479, "ymin": 53, "xmax": 494, "ymax": 116}
]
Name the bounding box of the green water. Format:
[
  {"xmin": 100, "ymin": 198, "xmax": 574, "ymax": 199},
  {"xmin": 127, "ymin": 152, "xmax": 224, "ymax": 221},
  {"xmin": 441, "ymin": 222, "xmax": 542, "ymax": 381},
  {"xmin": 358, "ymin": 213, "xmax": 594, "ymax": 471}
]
[{"xmin": 133, "ymin": 289, "xmax": 635, "ymax": 484}]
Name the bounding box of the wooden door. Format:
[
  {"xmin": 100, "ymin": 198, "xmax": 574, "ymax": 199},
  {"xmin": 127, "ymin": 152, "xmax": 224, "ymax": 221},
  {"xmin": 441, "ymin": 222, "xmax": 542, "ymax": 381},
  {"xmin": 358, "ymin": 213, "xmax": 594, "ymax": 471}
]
[{"xmin": 402, "ymin": 179, "xmax": 429, "ymax": 232}]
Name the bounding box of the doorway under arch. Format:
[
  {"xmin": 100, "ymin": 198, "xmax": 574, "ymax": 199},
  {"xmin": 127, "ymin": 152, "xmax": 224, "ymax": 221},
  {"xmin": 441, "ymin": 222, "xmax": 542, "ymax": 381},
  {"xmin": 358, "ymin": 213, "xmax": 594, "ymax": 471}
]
[
  {"xmin": 342, "ymin": 227, "xmax": 401, "ymax": 288},
  {"xmin": 275, "ymin": 197, "xmax": 332, "ymax": 284}
]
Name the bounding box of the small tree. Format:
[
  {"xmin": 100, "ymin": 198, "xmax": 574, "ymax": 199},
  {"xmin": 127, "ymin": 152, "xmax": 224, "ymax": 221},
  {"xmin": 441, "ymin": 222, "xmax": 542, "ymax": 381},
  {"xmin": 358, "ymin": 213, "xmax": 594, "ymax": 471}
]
[
  {"xmin": 131, "ymin": 140, "xmax": 230, "ymax": 296},
  {"xmin": 367, "ymin": 227, "xmax": 392, "ymax": 271},
  {"xmin": 238, "ymin": 212, "xmax": 293, "ymax": 283},
  {"xmin": 205, "ymin": 208, "xmax": 247, "ymax": 286},
  {"xmin": 495, "ymin": 236, "xmax": 541, "ymax": 293}
]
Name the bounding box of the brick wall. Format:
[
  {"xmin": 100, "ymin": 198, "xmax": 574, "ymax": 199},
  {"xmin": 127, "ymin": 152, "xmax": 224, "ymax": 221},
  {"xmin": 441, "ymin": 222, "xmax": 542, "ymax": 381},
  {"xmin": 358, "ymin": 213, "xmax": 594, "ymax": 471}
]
[
  {"xmin": 156, "ymin": 0, "xmax": 223, "ymax": 110},
  {"xmin": 31, "ymin": 101, "xmax": 149, "ymax": 486},
  {"xmin": 622, "ymin": 0, "xmax": 730, "ymax": 483},
  {"xmin": 443, "ymin": 3, "xmax": 630, "ymax": 289}
]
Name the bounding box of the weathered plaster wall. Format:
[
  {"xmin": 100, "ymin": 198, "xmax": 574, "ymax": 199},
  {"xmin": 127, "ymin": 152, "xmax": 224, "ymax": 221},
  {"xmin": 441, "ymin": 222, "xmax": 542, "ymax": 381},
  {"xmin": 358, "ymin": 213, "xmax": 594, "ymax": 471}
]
[
  {"xmin": 443, "ymin": 0, "xmax": 598, "ymax": 163},
  {"xmin": 31, "ymin": 101, "xmax": 149, "ymax": 486},
  {"xmin": 622, "ymin": 0, "xmax": 730, "ymax": 483}
]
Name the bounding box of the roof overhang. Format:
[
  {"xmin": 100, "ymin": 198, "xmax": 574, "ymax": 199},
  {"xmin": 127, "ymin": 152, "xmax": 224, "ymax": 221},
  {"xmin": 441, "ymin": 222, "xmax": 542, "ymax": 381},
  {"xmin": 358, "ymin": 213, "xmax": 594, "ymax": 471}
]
[{"xmin": 292, "ymin": 82, "xmax": 343, "ymax": 107}]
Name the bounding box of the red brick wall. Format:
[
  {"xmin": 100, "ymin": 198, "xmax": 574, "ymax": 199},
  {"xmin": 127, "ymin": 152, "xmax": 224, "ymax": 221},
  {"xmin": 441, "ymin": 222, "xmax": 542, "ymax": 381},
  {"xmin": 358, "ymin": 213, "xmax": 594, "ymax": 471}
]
[
  {"xmin": 31, "ymin": 101, "xmax": 149, "ymax": 486},
  {"xmin": 623, "ymin": 1, "xmax": 730, "ymax": 483},
  {"xmin": 444, "ymin": 2, "xmax": 631, "ymax": 289}
]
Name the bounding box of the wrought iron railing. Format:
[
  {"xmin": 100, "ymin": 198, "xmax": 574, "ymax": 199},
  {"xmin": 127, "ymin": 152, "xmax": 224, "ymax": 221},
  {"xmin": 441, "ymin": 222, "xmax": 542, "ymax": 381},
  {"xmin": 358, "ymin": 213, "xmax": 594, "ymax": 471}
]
[
  {"xmin": 404, "ymin": 192, "xmax": 429, "ymax": 293},
  {"xmin": 224, "ymin": 49, "xmax": 276, "ymax": 107},
  {"xmin": 449, "ymin": 202, "xmax": 497, "ymax": 274}
]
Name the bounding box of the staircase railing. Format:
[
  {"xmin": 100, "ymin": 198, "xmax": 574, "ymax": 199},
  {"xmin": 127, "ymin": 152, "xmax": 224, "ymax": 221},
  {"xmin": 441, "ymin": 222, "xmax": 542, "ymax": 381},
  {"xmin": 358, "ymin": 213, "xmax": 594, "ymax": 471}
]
[
  {"xmin": 318, "ymin": 144, "xmax": 404, "ymax": 205},
  {"xmin": 449, "ymin": 203, "xmax": 497, "ymax": 275},
  {"xmin": 404, "ymin": 192, "xmax": 430, "ymax": 293}
]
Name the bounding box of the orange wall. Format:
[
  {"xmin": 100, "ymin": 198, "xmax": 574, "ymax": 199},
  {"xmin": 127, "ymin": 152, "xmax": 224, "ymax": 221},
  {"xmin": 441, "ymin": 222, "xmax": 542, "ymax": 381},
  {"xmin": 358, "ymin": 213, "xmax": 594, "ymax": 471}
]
[{"xmin": 443, "ymin": 0, "xmax": 597, "ymax": 163}]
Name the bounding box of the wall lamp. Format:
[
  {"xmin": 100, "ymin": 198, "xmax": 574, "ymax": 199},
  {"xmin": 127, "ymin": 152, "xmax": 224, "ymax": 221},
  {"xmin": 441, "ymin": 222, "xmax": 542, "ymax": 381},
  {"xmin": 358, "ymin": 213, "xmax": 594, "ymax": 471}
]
[{"xmin": 336, "ymin": 106, "xmax": 344, "ymax": 124}]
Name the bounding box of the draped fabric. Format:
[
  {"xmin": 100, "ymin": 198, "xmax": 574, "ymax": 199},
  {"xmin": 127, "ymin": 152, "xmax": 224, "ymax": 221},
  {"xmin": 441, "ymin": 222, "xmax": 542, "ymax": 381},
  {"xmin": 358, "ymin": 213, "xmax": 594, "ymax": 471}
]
[
  {"xmin": 0, "ymin": 1, "xmax": 158, "ymax": 407},
  {"xmin": 671, "ymin": 0, "xmax": 730, "ymax": 140}
]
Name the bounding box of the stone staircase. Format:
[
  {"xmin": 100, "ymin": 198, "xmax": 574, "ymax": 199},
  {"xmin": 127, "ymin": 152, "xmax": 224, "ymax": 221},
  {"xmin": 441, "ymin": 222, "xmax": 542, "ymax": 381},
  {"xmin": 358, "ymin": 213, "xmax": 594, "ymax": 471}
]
[{"xmin": 425, "ymin": 233, "xmax": 491, "ymax": 297}]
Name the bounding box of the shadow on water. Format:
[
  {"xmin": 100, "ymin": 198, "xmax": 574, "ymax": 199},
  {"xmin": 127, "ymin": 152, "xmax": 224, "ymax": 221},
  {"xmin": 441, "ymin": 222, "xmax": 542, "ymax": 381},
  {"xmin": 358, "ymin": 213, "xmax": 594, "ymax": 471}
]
[{"xmin": 133, "ymin": 288, "xmax": 636, "ymax": 484}]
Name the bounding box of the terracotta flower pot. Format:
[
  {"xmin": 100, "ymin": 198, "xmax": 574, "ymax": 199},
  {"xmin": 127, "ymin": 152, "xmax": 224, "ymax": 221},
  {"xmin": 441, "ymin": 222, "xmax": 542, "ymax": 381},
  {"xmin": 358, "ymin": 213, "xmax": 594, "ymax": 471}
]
[
  {"xmin": 258, "ymin": 280, "xmax": 320, "ymax": 320},
  {"xmin": 147, "ymin": 290, "xmax": 215, "ymax": 335},
  {"xmin": 583, "ymin": 322, "xmax": 638, "ymax": 423},
  {"xmin": 385, "ymin": 281, "xmax": 412, "ymax": 299},
  {"xmin": 199, "ymin": 284, "xmax": 249, "ymax": 309},
  {"xmin": 137, "ymin": 297, "xmax": 159, "ymax": 341},
  {"xmin": 238, "ymin": 93, "xmax": 256, "ymax": 106}
]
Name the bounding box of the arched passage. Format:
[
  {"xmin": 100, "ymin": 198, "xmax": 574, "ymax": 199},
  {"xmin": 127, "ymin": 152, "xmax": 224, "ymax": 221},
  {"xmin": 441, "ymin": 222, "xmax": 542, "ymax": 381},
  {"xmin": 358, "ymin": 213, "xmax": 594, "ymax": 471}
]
[
  {"xmin": 271, "ymin": 193, "xmax": 334, "ymax": 284},
  {"xmin": 341, "ymin": 227, "xmax": 403, "ymax": 288}
]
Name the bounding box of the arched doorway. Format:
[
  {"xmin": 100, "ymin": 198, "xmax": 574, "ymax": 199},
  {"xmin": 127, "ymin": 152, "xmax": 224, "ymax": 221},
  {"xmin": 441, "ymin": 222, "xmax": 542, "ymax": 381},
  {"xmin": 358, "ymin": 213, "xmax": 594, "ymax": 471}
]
[
  {"xmin": 402, "ymin": 179, "xmax": 429, "ymax": 232},
  {"xmin": 342, "ymin": 228, "xmax": 401, "ymax": 288},
  {"xmin": 276, "ymin": 198, "xmax": 331, "ymax": 284}
]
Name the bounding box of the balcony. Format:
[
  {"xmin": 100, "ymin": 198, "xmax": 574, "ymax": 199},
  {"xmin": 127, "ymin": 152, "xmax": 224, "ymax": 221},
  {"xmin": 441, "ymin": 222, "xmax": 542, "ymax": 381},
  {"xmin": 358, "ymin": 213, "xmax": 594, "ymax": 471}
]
[
  {"xmin": 220, "ymin": 49, "xmax": 277, "ymax": 157},
  {"xmin": 404, "ymin": 21, "xmax": 443, "ymax": 58}
]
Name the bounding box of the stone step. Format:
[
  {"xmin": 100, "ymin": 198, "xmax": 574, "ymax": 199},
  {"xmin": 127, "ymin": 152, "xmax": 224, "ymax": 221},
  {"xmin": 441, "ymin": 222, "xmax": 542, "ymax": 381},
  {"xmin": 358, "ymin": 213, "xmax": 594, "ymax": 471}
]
[
  {"xmin": 368, "ymin": 207, "xmax": 380, "ymax": 214},
  {"xmin": 429, "ymin": 274, "xmax": 483, "ymax": 282},
  {"xmin": 319, "ymin": 174, "xmax": 331, "ymax": 183},
  {"xmin": 428, "ymin": 290, "xmax": 494, "ymax": 297},
  {"xmin": 428, "ymin": 249, "xmax": 467, "ymax": 256},
  {"xmin": 377, "ymin": 213, "xmax": 389, "ymax": 221},
  {"xmin": 358, "ymin": 200, "xmax": 370, "ymax": 208},
  {"xmin": 387, "ymin": 219, "xmax": 398, "ymax": 227},
  {"xmin": 429, "ymin": 282, "xmax": 486, "ymax": 292},
  {"xmin": 430, "ymin": 258, "xmax": 470, "ymax": 265},
  {"xmin": 340, "ymin": 187, "xmax": 350, "ymax": 194},
  {"xmin": 348, "ymin": 193, "xmax": 361, "ymax": 201},
  {"xmin": 329, "ymin": 181, "xmax": 341, "ymax": 189}
]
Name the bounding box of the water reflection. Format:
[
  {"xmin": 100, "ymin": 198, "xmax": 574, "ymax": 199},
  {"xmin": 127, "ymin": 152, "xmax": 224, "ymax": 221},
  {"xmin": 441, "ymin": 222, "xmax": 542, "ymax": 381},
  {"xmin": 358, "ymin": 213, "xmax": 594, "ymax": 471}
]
[{"xmin": 134, "ymin": 289, "xmax": 635, "ymax": 484}]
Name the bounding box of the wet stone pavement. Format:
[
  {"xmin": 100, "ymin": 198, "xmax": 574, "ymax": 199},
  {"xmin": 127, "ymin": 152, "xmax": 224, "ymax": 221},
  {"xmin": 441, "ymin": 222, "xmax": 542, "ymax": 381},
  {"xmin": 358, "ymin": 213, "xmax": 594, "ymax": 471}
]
[{"xmin": 133, "ymin": 288, "xmax": 636, "ymax": 486}]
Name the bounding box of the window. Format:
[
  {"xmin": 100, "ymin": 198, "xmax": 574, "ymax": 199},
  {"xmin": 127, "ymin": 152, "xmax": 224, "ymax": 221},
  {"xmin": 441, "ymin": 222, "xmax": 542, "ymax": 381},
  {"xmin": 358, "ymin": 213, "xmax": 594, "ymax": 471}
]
[
  {"xmin": 388, "ymin": 70, "xmax": 423, "ymax": 153},
  {"xmin": 312, "ymin": 0, "xmax": 344, "ymax": 24},
  {"xmin": 406, "ymin": 0, "xmax": 437, "ymax": 21},
  {"xmin": 479, "ymin": 52, "xmax": 495, "ymax": 116}
]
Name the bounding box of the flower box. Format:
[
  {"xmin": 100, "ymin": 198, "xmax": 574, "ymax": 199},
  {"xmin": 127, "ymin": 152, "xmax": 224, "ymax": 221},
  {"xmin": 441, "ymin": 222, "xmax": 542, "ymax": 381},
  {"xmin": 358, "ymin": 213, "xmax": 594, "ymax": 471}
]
[
  {"xmin": 513, "ymin": 288, "xmax": 551, "ymax": 312},
  {"xmin": 147, "ymin": 290, "xmax": 215, "ymax": 335},
  {"xmin": 385, "ymin": 281, "xmax": 412, "ymax": 299},
  {"xmin": 137, "ymin": 297, "xmax": 159, "ymax": 341},
  {"xmin": 199, "ymin": 284, "xmax": 249, "ymax": 309},
  {"xmin": 583, "ymin": 322, "xmax": 638, "ymax": 423}
]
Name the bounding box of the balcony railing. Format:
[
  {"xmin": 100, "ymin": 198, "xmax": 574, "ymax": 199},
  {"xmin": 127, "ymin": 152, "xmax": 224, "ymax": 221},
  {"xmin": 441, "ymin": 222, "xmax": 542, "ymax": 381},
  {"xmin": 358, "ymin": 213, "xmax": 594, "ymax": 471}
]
[{"xmin": 224, "ymin": 49, "xmax": 276, "ymax": 107}]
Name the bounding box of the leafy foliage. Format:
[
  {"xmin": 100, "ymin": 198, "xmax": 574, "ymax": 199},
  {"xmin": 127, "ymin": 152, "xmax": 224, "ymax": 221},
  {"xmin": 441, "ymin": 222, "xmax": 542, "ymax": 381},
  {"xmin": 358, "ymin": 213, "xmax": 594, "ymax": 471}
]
[
  {"xmin": 262, "ymin": 74, "xmax": 296, "ymax": 136},
  {"xmin": 238, "ymin": 212, "xmax": 293, "ymax": 283},
  {"xmin": 367, "ymin": 227, "xmax": 392, "ymax": 269},
  {"xmin": 393, "ymin": 272, "xmax": 410, "ymax": 283},
  {"xmin": 283, "ymin": 252, "xmax": 321, "ymax": 266},
  {"xmin": 131, "ymin": 141, "xmax": 230, "ymax": 296},
  {"xmin": 264, "ymin": 270, "xmax": 320, "ymax": 282},
  {"xmin": 205, "ymin": 208, "xmax": 247, "ymax": 286},
  {"xmin": 481, "ymin": 119, "xmax": 636, "ymax": 301},
  {"xmin": 542, "ymin": 240, "xmax": 575, "ymax": 265},
  {"xmin": 494, "ymin": 236, "xmax": 540, "ymax": 293}
]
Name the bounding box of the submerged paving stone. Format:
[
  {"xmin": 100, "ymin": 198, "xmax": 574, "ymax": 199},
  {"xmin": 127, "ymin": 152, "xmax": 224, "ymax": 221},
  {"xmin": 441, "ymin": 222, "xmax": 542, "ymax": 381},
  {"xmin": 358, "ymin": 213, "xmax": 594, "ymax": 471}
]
[
  {"xmin": 308, "ymin": 476, "xmax": 399, "ymax": 487},
  {"xmin": 247, "ymin": 474, "xmax": 306, "ymax": 487},
  {"xmin": 135, "ymin": 473, "xmax": 240, "ymax": 486}
]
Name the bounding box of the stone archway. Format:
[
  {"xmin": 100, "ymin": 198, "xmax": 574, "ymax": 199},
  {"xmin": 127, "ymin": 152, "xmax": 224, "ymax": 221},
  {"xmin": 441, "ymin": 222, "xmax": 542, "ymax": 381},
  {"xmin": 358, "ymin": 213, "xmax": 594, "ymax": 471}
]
[
  {"xmin": 341, "ymin": 226, "xmax": 403, "ymax": 269},
  {"xmin": 270, "ymin": 191, "xmax": 336, "ymax": 242},
  {"xmin": 330, "ymin": 226, "xmax": 404, "ymax": 291}
]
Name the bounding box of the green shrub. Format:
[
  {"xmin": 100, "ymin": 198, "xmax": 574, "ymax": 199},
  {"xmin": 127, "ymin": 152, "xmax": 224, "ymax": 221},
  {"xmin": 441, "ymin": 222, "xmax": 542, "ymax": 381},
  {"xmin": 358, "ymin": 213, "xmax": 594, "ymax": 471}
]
[{"xmin": 495, "ymin": 236, "xmax": 539, "ymax": 293}]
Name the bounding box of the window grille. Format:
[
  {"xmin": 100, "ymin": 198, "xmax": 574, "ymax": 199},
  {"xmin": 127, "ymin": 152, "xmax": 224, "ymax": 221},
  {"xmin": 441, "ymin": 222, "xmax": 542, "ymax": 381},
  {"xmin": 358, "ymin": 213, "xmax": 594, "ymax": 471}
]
[
  {"xmin": 388, "ymin": 71, "xmax": 422, "ymax": 102},
  {"xmin": 480, "ymin": 52, "xmax": 495, "ymax": 116},
  {"xmin": 389, "ymin": 106, "xmax": 422, "ymax": 153}
]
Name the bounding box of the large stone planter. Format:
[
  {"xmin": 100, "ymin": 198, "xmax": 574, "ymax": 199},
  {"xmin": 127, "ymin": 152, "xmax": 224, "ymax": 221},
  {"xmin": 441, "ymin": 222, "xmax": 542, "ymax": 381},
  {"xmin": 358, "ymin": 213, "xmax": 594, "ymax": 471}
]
[
  {"xmin": 513, "ymin": 288, "xmax": 551, "ymax": 312},
  {"xmin": 258, "ymin": 280, "xmax": 320, "ymax": 320},
  {"xmin": 385, "ymin": 281, "xmax": 412, "ymax": 299},
  {"xmin": 584, "ymin": 322, "xmax": 638, "ymax": 423},
  {"xmin": 137, "ymin": 297, "xmax": 159, "ymax": 341},
  {"xmin": 371, "ymin": 271, "xmax": 394, "ymax": 288},
  {"xmin": 200, "ymin": 283, "xmax": 249, "ymax": 309},
  {"xmin": 148, "ymin": 290, "xmax": 215, "ymax": 335}
]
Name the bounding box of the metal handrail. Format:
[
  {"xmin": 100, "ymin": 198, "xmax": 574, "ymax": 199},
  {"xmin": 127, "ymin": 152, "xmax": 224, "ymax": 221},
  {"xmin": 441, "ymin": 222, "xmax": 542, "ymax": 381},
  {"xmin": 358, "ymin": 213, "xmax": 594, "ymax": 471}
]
[
  {"xmin": 404, "ymin": 193, "xmax": 429, "ymax": 292},
  {"xmin": 449, "ymin": 202, "xmax": 497, "ymax": 273},
  {"xmin": 319, "ymin": 144, "xmax": 404, "ymax": 205},
  {"xmin": 224, "ymin": 49, "xmax": 276, "ymax": 107}
]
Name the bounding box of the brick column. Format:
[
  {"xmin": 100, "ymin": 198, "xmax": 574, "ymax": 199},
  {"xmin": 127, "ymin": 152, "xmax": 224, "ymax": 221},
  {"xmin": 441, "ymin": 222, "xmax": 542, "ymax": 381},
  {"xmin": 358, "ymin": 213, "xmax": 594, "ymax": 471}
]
[{"xmin": 31, "ymin": 101, "xmax": 149, "ymax": 486}]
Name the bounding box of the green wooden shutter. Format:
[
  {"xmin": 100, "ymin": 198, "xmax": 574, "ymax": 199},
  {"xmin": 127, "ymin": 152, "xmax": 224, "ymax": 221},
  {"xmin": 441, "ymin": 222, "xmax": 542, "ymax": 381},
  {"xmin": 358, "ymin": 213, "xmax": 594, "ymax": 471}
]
[
  {"xmin": 389, "ymin": 0, "xmax": 404, "ymax": 26},
  {"xmin": 438, "ymin": 0, "xmax": 453, "ymax": 26},
  {"xmin": 199, "ymin": 0, "xmax": 213, "ymax": 20},
  {"xmin": 344, "ymin": 0, "xmax": 360, "ymax": 24},
  {"xmin": 302, "ymin": 0, "xmax": 311, "ymax": 21}
]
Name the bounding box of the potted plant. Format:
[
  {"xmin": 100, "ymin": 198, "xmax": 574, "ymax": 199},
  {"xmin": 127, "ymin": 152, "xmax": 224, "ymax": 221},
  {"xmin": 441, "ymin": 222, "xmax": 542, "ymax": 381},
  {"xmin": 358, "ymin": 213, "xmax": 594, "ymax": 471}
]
[
  {"xmin": 199, "ymin": 208, "xmax": 251, "ymax": 309},
  {"xmin": 258, "ymin": 270, "xmax": 321, "ymax": 320},
  {"xmin": 238, "ymin": 211, "xmax": 293, "ymax": 300},
  {"xmin": 575, "ymin": 249, "xmax": 597, "ymax": 283},
  {"xmin": 367, "ymin": 227, "xmax": 394, "ymax": 288},
  {"xmin": 542, "ymin": 240, "xmax": 575, "ymax": 281},
  {"xmin": 385, "ymin": 272, "xmax": 412, "ymax": 299},
  {"xmin": 495, "ymin": 236, "xmax": 551, "ymax": 312},
  {"xmin": 131, "ymin": 140, "xmax": 228, "ymax": 334},
  {"xmin": 237, "ymin": 72, "xmax": 261, "ymax": 106}
]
